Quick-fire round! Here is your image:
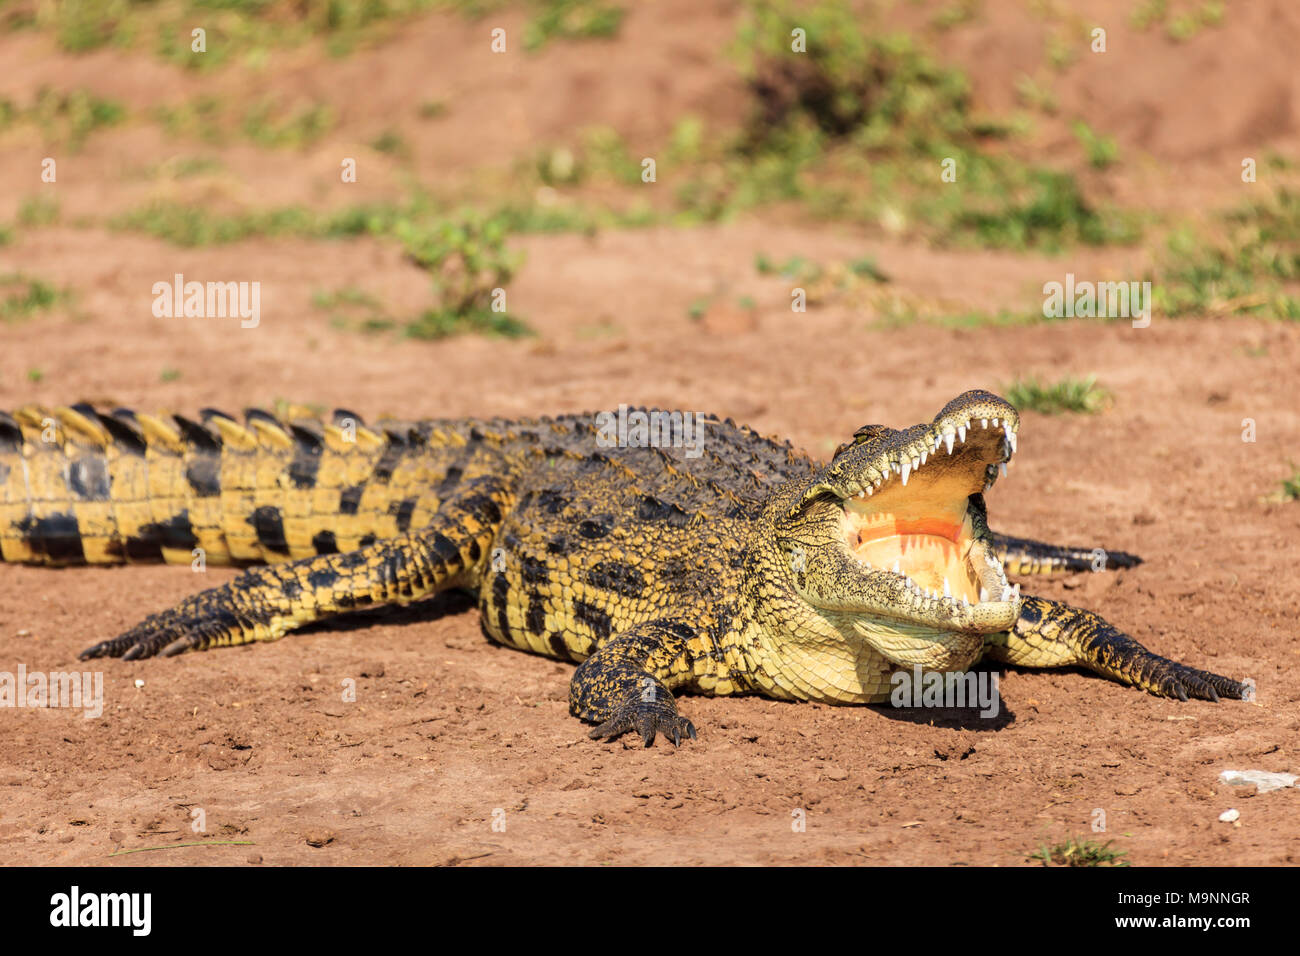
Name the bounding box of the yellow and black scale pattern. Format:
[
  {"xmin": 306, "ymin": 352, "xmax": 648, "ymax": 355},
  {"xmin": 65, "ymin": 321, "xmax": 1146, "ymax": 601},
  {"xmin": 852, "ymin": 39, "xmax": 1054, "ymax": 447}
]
[{"xmin": 0, "ymin": 400, "xmax": 1242, "ymax": 746}]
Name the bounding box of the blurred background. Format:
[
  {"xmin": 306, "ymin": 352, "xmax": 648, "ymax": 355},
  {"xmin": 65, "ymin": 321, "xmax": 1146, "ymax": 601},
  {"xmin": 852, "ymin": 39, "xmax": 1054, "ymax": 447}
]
[{"xmin": 0, "ymin": 0, "xmax": 1297, "ymax": 434}]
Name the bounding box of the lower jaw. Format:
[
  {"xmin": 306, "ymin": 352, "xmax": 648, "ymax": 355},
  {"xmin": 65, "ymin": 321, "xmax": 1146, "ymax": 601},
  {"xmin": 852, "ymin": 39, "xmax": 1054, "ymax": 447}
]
[{"xmin": 850, "ymin": 616, "xmax": 987, "ymax": 670}]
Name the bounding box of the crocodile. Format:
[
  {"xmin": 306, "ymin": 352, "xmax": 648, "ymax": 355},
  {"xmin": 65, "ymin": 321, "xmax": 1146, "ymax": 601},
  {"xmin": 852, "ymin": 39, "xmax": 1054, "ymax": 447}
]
[{"xmin": 0, "ymin": 390, "xmax": 1244, "ymax": 745}]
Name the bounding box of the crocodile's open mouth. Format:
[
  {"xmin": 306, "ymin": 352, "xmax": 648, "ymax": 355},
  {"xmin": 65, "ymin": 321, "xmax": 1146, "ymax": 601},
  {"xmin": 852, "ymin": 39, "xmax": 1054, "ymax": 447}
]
[{"xmin": 842, "ymin": 412, "xmax": 1019, "ymax": 632}]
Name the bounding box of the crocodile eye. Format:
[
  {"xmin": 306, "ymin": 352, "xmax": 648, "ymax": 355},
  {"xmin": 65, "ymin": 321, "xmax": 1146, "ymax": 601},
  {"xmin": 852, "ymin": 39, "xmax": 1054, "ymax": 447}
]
[{"xmin": 833, "ymin": 424, "xmax": 889, "ymax": 460}]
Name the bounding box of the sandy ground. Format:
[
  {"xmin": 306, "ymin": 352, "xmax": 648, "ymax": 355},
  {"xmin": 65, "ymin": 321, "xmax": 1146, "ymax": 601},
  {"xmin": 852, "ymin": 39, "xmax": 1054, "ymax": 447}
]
[{"xmin": 1, "ymin": 1, "xmax": 1298, "ymax": 866}]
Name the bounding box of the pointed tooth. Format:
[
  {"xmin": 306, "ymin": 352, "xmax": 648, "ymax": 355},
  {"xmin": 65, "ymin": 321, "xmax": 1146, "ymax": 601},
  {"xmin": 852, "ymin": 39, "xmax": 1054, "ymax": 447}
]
[
  {"xmin": 980, "ymin": 586, "xmax": 989, "ymax": 603},
  {"xmin": 943, "ymin": 577, "xmax": 951, "ymax": 597},
  {"xmin": 1002, "ymin": 585, "xmax": 1013, "ymax": 602},
  {"xmin": 957, "ymin": 425, "xmax": 967, "ymax": 443},
  {"xmin": 1013, "ymin": 583, "xmax": 1021, "ymax": 599},
  {"xmin": 983, "ymin": 481, "xmax": 993, "ymax": 493},
  {"xmin": 1008, "ymin": 431, "xmax": 1017, "ymax": 454},
  {"xmin": 893, "ymin": 559, "xmax": 901, "ymax": 574},
  {"xmin": 992, "ymin": 418, "xmax": 999, "ymax": 427},
  {"xmin": 981, "ymin": 418, "xmax": 989, "ymax": 429},
  {"xmin": 944, "ymin": 433, "xmax": 955, "ymax": 455},
  {"xmin": 900, "ymin": 461, "xmax": 910, "ymax": 486},
  {"xmin": 999, "ymin": 461, "xmax": 1008, "ymax": 477},
  {"xmin": 919, "ymin": 450, "xmax": 927, "ymax": 466}
]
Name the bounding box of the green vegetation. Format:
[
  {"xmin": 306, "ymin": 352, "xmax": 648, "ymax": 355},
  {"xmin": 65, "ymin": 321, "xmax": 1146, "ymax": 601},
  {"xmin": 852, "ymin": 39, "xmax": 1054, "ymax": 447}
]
[
  {"xmin": 668, "ymin": 0, "xmax": 1141, "ymax": 251},
  {"xmin": 0, "ymin": 274, "xmax": 70, "ymax": 322},
  {"xmin": 1149, "ymin": 188, "xmax": 1300, "ymax": 319},
  {"xmin": 370, "ymin": 129, "xmax": 410, "ymax": 158},
  {"xmin": 1132, "ymin": 0, "xmax": 1225, "ymax": 42},
  {"xmin": 17, "ymin": 196, "xmax": 60, "ymax": 228},
  {"xmin": 159, "ymin": 366, "xmax": 182, "ymax": 383},
  {"xmin": 1275, "ymin": 464, "xmax": 1300, "ymax": 502},
  {"xmin": 311, "ymin": 213, "xmax": 533, "ymax": 341},
  {"xmin": 240, "ymin": 98, "xmax": 335, "ymax": 149},
  {"xmin": 417, "ymin": 99, "xmax": 448, "ymax": 119},
  {"xmin": 0, "ymin": 88, "xmax": 125, "ymax": 149},
  {"xmin": 1032, "ymin": 837, "xmax": 1129, "ymax": 867},
  {"xmin": 1072, "ymin": 120, "xmax": 1119, "ymax": 170},
  {"xmin": 1004, "ymin": 375, "xmax": 1111, "ymax": 415},
  {"xmin": 313, "ymin": 287, "xmax": 394, "ymax": 334},
  {"xmin": 395, "ymin": 212, "xmax": 532, "ymax": 339},
  {"xmin": 19, "ymin": 0, "xmax": 463, "ymax": 70},
  {"xmin": 109, "ymin": 199, "xmax": 416, "ymax": 246},
  {"xmin": 524, "ymin": 0, "xmax": 624, "ymax": 51},
  {"xmin": 155, "ymin": 95, "xmax": 336, "ymax": 150}
]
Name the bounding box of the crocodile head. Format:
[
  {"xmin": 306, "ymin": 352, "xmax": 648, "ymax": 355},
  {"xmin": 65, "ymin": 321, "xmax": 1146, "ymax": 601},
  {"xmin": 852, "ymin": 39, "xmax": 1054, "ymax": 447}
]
[{"xmin": 767, "ymin": 389, "xmax": 1021, "ymax": 672}]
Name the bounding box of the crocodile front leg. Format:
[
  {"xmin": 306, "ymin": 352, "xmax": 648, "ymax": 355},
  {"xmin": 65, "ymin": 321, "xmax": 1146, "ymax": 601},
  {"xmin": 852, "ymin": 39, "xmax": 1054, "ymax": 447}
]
[
  {"xmin": 983, "ymin": 594, "xmax": 1244, "ymax": 701},
  {"xmin": 990, "ymin": 531, "xmax": 1142, "ymax": 575},
  {"xmin": 79, "ymin": 478, "xmax": 510, "ymax": 660},
  {"xmin": 570, "ymin": 619, "xmax": 699, "ymax": 747}
]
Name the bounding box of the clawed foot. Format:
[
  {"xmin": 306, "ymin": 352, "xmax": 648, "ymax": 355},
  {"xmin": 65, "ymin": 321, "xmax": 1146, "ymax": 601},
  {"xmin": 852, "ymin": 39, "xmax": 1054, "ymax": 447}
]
[
  {"xmin": 588, "ymin": 696, "xmax": 698, "ymax": 747},
  {"xmin": 78, "ymin": 605, "xmax": 230, "ymax": 661}
]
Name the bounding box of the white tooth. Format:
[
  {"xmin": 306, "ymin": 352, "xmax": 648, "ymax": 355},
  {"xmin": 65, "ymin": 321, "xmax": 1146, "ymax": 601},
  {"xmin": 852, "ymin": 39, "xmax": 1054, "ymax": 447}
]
[
  {"xmin": 944, "ymin": 433, "xmax": 955, "ymax": 455},
  {"xmin": 983, "ymin": 481, "xmax": 993, "ymax": 493},
  {"xmin": 1009, "ymin": 432, "xmax": 1017, "ymax": 454},
  {"xmin": 957, "ymin": 425, "xmax": 967, "ymax": 443},
  {"xmin": 1002, "ymin": 585, "xmax": 1013, "ymax": 602},
  {"xmin": 981, "ymin": 418, "xmax": 989, "ymax": 429},
  {"xmin": 912, "ymin": 455, "xmax": 920, "ymax": 471},
  {"xmin": 980, "ymin": 587, "xmax": 989, "ymax": 603},
  {"xmin": 1013, "ymin": 583, "xmax": 1020, "ymax": 599},
  {"xmin": 999, "ymin": 462, "xmax": 1008, "ymax": 477},
  {"xmin": 900, "ymin": 462, "xmax": 910, "ymax": 486},
  {"xmin": 920, "ymin": 450, "xmax": 928, "ymax": 466},
  {"xmin": 992, "ymin": 418, "xmax": 999, "ymax": 427},
  {"xmin": 943, "ymin": 578, "xmax": 951, "ymax": 597},
  {"xmin": 866, "ymin": 485, "xmax": 873, "ymax": 496},
  {"xmin": 893, "ymin": 559, "xmax": 901, "ymax": 574}
]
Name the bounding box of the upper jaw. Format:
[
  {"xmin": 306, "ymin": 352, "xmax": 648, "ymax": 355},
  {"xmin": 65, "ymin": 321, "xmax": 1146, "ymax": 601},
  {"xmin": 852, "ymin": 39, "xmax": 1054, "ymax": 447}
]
[{"xmin": 839, "ymin": 407, "xmax": 1022, "ymax": 633}]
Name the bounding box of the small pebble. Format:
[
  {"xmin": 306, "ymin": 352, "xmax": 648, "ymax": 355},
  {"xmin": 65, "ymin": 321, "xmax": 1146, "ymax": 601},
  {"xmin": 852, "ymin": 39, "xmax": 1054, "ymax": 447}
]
[
  {"xmin": 134, "ymin": 679, "xmax": 145, "ymax": 689},
  {"xmin": 303, "ymin": 829, "xmax": 335, "ymax": 848},
  {"xmin": 247, "ymin": 852, "xmax": 263, "ymax": 864},
  {"xmin": 1219, "ymin": 808, "xmax": 1240, "ymax": 823}
]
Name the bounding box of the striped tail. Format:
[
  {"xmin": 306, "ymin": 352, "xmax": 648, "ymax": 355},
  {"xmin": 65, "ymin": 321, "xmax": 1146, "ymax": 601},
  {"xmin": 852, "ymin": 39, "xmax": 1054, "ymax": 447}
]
[{"xmin": 0, "ymin": 403, "xmax": 463, "ymax": 566}]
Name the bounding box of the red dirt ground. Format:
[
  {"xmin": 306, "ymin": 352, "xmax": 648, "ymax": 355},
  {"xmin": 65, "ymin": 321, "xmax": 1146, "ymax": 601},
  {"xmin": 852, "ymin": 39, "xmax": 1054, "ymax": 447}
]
[{"xmin": 1, "ymin": 1, "xmax": 1297, "ymax": 866}]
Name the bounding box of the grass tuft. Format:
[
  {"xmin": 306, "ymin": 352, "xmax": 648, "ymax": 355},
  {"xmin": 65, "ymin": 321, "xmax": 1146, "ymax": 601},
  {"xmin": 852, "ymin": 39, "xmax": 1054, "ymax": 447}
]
[
  {"xmin": 1032, "ymin": 837, "xmax": 1129, "ymax": 867},
  {"xmin": 1004, "ymin": 376, "xmax": 1111, "ymax": 414}
]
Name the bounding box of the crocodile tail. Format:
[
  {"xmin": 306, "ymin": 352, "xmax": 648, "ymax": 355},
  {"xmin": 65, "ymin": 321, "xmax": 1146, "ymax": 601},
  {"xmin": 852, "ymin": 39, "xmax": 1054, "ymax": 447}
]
[
  {"xmin": 0, "ymin": 404, "xmax": 461, "ymax": 566},
  {"xmin": 990, "ymin": 531, "xmax": 1142, "ymax": 575}
]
